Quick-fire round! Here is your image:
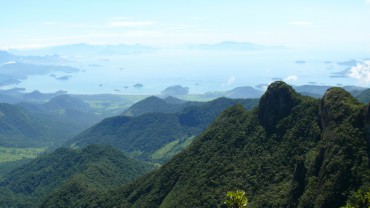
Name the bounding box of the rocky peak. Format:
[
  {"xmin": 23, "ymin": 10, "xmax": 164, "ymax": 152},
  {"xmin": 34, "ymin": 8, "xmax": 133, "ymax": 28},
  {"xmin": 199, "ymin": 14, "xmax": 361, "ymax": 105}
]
[
  {"xmin": 258, "ymin": 81, "xmax": 298, "ymax": 133},
  {"xmin": 320, "ymin": 87, "xmax": 363, "ymax": 129}
]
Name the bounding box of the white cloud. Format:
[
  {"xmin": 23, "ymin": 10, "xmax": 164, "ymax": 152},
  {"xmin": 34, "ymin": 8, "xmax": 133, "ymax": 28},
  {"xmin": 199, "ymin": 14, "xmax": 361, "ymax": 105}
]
[
  {"xmin": 288, "ymin": 21, "xmax": 314, "ymax": 25},
  {"xmin": 227, "ymin": 76, "xmax": 236, "ymax": 85},
  {"xmin": 284, "ymin": 75, "xmax": 298, "ymax": 81},
  {"xmin": 3, "ymin": 61, "xmax": 16, "ymax": 65},
  {"xmin": 109, "ymin": 21, "xmax": 156, "ymax": 27},
  {"xmin": 43, "ymin": 22, "xmax": 59, "ymax": 25},
  {"xmin": 348, "ymin": 61, "xmax": 370, "ymax": 83},
  {"xmin": 221, "ymin": 76, "xmax": 236, "ymax": 87}
]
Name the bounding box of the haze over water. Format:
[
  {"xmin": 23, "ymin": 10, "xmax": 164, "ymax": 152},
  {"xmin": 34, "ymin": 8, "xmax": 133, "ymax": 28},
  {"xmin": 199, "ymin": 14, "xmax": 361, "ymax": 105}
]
[
  {"xmin": 1, "ymin": 0, "xmax": 370, "ymax": 94},
  {"xmin": 9, "ymin": 48, "xmax": 369, "ymax": 95}
]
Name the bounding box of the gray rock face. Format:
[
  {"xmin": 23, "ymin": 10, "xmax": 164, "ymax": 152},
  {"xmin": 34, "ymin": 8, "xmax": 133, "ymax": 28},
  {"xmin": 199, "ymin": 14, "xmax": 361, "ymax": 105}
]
[{"xmin": 258, "ymin": 81, "xmax": 297, "ymax": 133}]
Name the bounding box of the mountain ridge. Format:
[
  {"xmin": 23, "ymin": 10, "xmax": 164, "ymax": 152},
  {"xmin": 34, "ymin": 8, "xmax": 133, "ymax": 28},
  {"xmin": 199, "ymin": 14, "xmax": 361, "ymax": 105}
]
[
  {"xmin": 67, "ymin": 97, "xmax": 259, "ymax": 163},
  {"xmin": 0, "ymin": 145, "xmax": 154, "ymax": 208},
  {"xmin": 90, "ymin": 81, "xmax": 370, "ymax": 207}
]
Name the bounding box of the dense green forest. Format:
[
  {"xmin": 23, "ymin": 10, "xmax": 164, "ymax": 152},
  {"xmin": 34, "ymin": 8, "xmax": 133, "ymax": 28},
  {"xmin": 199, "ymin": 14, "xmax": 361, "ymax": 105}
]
[
  {"xmin": 0, "ymin": 103, "xmax": 78, "ymax": 148},
  {"xmin": 67, "ymin": 97, "xmax": 259, "ymax": 163},
  {"xmin": 1, "ymin": 81, "xmax": 369, "ymax": 207},
  {"xmin": 355, "ymin": 88, "xmax": 370, "ymax": 104},
  {"xmin": 17, "ymin": 94, "xmax": 115, "ymax": 139},
  {"xmin": 121, "ymin": 96, "xmax": 190, "ymax": 116},
  {"xmin": 74, "ymin": 81, "xmax": 368, "ymax": 208},
  {"xmin": 0, "ymin": 93, "xmax": 126, "ymax": 149},
  {"xmin": 0, "ymin": 145, "xmax": 153, "ymax": 207}
]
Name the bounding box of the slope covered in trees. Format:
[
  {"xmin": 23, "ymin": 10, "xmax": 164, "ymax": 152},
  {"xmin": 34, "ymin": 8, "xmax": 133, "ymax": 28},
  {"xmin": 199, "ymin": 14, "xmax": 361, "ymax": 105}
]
[
  {"xmin": 17, "ymin": 94, "xmax": 108, "ymax": 139},
  {"xmin": 0, "ymin": 103, "xmax": 77, "ymax": 148},
  {"xmin": 87, "ymin": 81, "xmax": 369, "ymax": 207},
  {"xmin": 67, "ymin": 97, "xmax": 259, "ymax": 163},
  {"xmin": 121, "ymin": 96, "xmax": 192, "ymax": 117},
  {"xmin": 355, "ymin": 88, "xmax": 370, "ymax": 104},
  {"xmin": 0, "ymin": 145, "xmax": 153, "ymax": 207}
]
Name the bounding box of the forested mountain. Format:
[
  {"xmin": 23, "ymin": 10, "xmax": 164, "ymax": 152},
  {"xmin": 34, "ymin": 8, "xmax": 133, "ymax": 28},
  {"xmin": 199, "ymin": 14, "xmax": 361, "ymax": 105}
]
[
  {"xmin": 203, "ymin": 86, "xmax": 264, "ymax": 99},
  {"xmin": 67, "ymin": 97, "xmax": 259, "ymax": 163},
  {"xmin": 0, "ymin": 103, "xmax": 76, "ymax": 147},
  {"xmin": 43, "ymin": 94, "xmax": 91, "ymax": 113},
  {"xmin": 19, "ymin": 94, "xmax": 101, "ymax": 129},
  {"xmin": 0, "ymin": 89, "xmax": 136, "ymax": 121},
  {"xmin": 80, "ymin": 81, "xmax": 369, "ymax": 208},
  {"xmin": 121, "ymin": 96, "xmax": 192, "ymax": 117},
  {"xmin": 355, "ymin": 88, "xmax": 370, "ymax": 104},
  {"xmin": 0, "ymin": 145, "xmax": 153, "ymax": 207},
  {"xmin": 2, "ymin": 95, "xmax": 100, "ymax": 151},
  {"xmin": 2, "ymin": 81, "xmax": 369, "ymax": 208},
  {"xmin": 294, "ymin": 85, "xmax": 366, "ymax": 98}
]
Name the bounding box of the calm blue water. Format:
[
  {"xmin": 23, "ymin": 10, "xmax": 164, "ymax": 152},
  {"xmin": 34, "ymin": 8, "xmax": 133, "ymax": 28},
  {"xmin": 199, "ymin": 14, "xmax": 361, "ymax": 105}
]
[{"xmin": 12, "ymin": 49, "xmax": 370, "ymax": 94}]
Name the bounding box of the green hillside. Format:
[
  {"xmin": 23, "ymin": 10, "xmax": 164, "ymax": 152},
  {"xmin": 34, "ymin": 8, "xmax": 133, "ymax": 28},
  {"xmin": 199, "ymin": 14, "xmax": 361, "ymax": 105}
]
[
  {"xmin": 67, "ymin": 97, "xmax": 259, "ymax": 163},
  {"xmin": 0, "ymin": 103, "xmax": 77, "ymax": 148},
  {"xmin": 355, "ymin": 88, "xmax": 370, "ymax": 104},
  {"xmin": 121, "ymin": 96, "xmax": 191, "ymax": 117},
  {"xmin": 18, "ymin": 94, "xmax": 108, "ymax": 137},
  {"xmin": 43, "ymin": 94, "xmax": 91, "ymax": 113},
  {"xmin": 87, "ymin": 81, "xmax": 369, "ymax": 208},
  {"xmin": 0, "ymin": 145, "xmax": 153, "ymax": 208}
]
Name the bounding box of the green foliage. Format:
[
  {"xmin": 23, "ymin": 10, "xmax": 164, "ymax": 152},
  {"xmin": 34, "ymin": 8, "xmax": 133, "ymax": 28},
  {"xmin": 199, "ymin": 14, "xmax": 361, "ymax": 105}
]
[
  {"xmin": 0, "ymin": 103, "xmax": 76, "ymax": 148},
  {"xmin": 0, "ymin": 159, "xmax": 32, "ymax": 178},
  {"xmin": 0, "ymin": 145, "xmax": 153, "ymax": 207},
  {"xmin": 121, "ymin": 96, "xmax": 188, "ymax": 117},
  {"xmin": 2, "ymin": 82, "xmax": 369, "ymax": 208},
  {"xmin": 0, "ymin": 147, "xmax": 45, "ymax": 178},
  {"xmin": 68, "ymin": 97, "xmax": 258, "ymax": 163},
  {"xmin": 298, "ymin": 87, "xmax": 369, "ymax": 208},
  {"xmin": 92, "ymin": 82, "xmax": 369, "ymax": 208},
  {"xmin": 0, "ymin": 147, "xmax": 45, "ymax": 162},
  {"xmin": 355, "ymin": 88, "xmax": 370, "ymax": 104},
  {"xmin": 66, "ymin": 94, "xmax": 142, "ymax": 119},
  {"xmin": 341, "ymin": 187, "xmax": 370, "ymax": 208},
  {"xmin": 225, "ymin": 190, "xmax": 248, "ymax": 208}
]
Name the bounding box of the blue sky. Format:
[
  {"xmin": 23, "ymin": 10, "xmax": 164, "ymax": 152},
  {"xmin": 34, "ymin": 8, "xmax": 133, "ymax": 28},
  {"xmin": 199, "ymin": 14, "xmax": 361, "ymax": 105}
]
[{"xmin": 1, "ymin": 0, "xmax": 370, "ymax": 50}]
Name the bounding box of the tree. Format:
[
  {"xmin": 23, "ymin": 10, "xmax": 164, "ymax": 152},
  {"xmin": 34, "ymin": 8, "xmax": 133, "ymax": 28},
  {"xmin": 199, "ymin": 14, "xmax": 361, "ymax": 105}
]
[
  {"xmin": 341, "ymin": 188, "xmax": 370, "ymax": 208},
  {"xmin": 224, "ymin": 190, "xmax": 248, "ymax": 208}
]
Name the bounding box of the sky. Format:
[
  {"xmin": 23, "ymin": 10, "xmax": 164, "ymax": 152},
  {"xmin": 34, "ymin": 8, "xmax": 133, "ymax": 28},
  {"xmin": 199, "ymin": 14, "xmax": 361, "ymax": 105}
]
[
  {"xmin": 1, "ymin": 0, "xmax": 370, "ymax": 50},
  {"xmin": 1, "ymin": 0, "xmax": 370, "ymax": 94}
]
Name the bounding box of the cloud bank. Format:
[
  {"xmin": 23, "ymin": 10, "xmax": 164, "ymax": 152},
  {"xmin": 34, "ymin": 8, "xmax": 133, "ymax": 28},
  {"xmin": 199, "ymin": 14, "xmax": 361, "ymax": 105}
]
[
  {"xmin": 347, "ymin": 61, "xmax": 370, "ymax": 83},
  {"xmin": 288, "ymin": 21, "xmax": 313, "ymax": 25},
  {"xmin": 284, "ymin": 75, "xmax": 298, "ymax": 81},
  {"xmin": 227, "ymin": 76, "xmax": 236, "ymax": 85},
  {"xmin": 109, "ymin": 21, "xmax": 155, "ymax": 27}
]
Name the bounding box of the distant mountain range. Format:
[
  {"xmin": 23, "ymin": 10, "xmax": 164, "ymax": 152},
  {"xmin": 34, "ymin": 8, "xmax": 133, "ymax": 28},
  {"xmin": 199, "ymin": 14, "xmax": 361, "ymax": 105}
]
[
  {"xmin": 95, "ymin": 82, "xmax": 367, "ymax": 208},
  {"xmin": 18, "ymin": 94, "xmax": 103, "ymax": 135},
  {"xmin": 201, "ymin": 84, "xmax": 368, "ymax": 100},
  {"xmin": 203, "ymin": 86, "xmax": 264, "ymax": 99},
  {"xmin": 4, "ymin": 81, "xmax": 366, "ymax": 207},
  {"xmin": 8, "ymin": 42, "xmax": 285, "ymax": 57},
  {"xmin": 94, "ymin": 82, "xmax": 369, "ymax": 207},
  {"xmin": 0, "ymin": 81, "xmax": 369, "ymax": 207},
  {"xmin": 0, "ymin": 50, "xmax": 66, "ymax": 65},
  {"xmin": 67, "ymin": 96, "xmax": 259, "ymax": 163},
  {"xmin": 121, "ymin": 96, "xmax": 193, "ymax": 117},
  {"xmin": 0, "ymin": 89, "xmax": 135, "ymax": 119},
  {"xmin": 9, "ymin": 43, "xmax": 157, "ymax": 57},
  {"xmin": 294, "ymin": 85, "xmax": 367, "ymax": 98},
  {"xmin": 0, "ymin": 93, "xmax": 130, "ymax": 149},
  {"xmin": 188, "ymin": 41, "xmax": 286, "ymax": 51},
  {"xmin": 0, "ymin": 50, "xmax": 78, "ymax": 87},
  {"xmin": 0, "ymin": 103, "xmax": 77, "ymax": 148}
]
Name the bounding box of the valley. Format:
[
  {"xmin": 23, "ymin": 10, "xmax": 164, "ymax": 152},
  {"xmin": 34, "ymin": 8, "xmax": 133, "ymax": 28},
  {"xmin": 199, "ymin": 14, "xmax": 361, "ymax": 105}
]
[
  {"xmin": 0, "ymin": 81, "xmax": 369, "ymax": 207},
  {"xmin": 1, "ymin": 1, "xmax": 370, "ymax": 207}
]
